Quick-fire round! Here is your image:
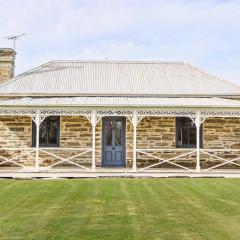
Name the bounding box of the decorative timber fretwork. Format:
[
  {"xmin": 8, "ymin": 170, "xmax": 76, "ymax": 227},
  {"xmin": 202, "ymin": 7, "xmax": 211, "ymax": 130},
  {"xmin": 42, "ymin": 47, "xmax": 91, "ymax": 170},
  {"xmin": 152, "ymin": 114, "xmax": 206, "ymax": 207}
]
[
  {"xmin": 200, "ymin": 111, "xmax": 240, "ymax": 118},
  {"xmin": 96, "ymin": 110, "xmax": 134, "ymax": 116},
  {"xmin": 32, "ymin": 115, "xmax": 47, "ymax": 124},
  {"xmin": 0, "ymin": 109, "xmax": 37, "ymax": 116},
  {"xmin": 0, "ymin": 107, "xmax": 240, "ymax": 118},
  {"xmin": 40, "ymin": 109, "xmax": 92, "ymax": 116},
  {"xmin": 136, "ymin": 110, "xmax": 197, "ymax": 117}
]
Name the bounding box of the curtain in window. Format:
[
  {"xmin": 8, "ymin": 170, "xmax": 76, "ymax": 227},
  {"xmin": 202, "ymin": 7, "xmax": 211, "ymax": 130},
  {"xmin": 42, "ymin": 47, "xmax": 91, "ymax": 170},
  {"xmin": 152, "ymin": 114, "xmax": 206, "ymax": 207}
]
[
  {"xmin": 32, "ymin": 116, "xmax": 60, "ymax": 147},
  {"xmin": 176, "ymin": 117, "xmax": 202, "ymax": 148}
]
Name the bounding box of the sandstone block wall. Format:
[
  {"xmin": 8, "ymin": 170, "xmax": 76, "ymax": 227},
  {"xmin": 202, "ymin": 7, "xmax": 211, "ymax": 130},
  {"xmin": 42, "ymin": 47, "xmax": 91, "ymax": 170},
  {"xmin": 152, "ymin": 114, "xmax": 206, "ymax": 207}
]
[
  {"xmin": 59, "ymin": 116, "xmax": 101, "ymax": 167},
  {"xmin": 201, "ymin": 117, "xmax": 240, "ymax": 168},
  {"xmin": 203, "ymin": 117, "xmax": 240, "ymax": 149},
  {"xmin": 0, "ymin": 116, "xmax": 33, "ymax": 166}
]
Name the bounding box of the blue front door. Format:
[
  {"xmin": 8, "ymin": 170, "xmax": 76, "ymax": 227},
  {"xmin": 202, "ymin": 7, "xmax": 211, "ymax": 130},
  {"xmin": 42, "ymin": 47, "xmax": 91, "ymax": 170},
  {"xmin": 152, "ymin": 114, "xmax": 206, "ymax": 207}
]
[{"xmin": 102, "ymin": 117, "xmax": 126, "ymax": 167}]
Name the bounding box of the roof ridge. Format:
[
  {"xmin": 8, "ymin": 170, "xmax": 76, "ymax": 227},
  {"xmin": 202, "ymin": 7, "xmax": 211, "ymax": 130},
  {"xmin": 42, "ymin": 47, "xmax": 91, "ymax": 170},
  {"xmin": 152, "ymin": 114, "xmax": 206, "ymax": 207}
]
[{"xmin": 49, "ymin": 60, "xmax": 185, "ymax": 64}]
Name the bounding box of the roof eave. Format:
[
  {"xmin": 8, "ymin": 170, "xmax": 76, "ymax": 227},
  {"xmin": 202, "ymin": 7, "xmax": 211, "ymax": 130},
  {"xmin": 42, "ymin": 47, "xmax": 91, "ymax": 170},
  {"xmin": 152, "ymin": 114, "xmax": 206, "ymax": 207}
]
[
  {"xmin": 1, "ymin": 93, "xmax": 240, "ymax": 98},
  {"xmin": 1, "ymin": 104, "xmax": 240, "ymax": 109}
]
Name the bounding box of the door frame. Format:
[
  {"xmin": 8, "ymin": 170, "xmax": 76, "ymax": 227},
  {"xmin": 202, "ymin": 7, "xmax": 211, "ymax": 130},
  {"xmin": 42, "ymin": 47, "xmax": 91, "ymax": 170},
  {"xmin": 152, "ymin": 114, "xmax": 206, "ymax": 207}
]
[{"xmin": 101, "ymin": 116, "xmax": 126, "ymax": 167}]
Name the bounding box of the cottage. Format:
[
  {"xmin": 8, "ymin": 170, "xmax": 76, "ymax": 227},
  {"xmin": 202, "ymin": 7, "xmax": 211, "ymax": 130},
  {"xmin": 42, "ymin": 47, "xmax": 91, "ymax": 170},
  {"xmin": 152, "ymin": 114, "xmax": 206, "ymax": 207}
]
[{"xmin": 1, "ymin": 48, "xmax": 240, "ymax": 177}]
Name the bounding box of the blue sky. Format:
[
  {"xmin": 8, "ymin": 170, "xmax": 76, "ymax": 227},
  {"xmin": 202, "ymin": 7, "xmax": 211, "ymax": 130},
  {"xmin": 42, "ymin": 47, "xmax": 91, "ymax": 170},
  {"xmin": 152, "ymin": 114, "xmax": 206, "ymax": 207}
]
[{"xmin": 0, "ymin": 0, "xmax": 240, "ymax": 83}]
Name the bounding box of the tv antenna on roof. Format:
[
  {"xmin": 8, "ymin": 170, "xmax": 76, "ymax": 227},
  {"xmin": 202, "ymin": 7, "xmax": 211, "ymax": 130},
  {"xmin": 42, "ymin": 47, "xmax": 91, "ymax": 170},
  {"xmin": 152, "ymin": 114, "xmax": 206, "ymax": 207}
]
[
  {"xmin": 1, "ymin": 33, "xmax": 26, "ymax": 77},
  {"xmin": 3, "ymin": 33, "xmax": 26, "ymax": 51}
]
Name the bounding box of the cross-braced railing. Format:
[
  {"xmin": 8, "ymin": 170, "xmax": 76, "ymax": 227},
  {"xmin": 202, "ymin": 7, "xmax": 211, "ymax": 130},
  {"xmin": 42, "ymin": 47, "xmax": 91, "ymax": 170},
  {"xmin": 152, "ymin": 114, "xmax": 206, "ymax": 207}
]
[
  {"xmin": 0, "ymin": 148, "xmax": 36, "ymax": 169},
  {"xmin": 136, "ymin": 148, "xmax": 197, "ymax": 172},
  {"xmin": 39, "ymin": 147, "xmax": 93, "ymax": 171},
  {"xmin": 0, "ymin": 147, "xmax": 93, "ymax": 171},
  {"xmin": 200, "ymin": 149, "xmax": 240, "ymax": 171}
]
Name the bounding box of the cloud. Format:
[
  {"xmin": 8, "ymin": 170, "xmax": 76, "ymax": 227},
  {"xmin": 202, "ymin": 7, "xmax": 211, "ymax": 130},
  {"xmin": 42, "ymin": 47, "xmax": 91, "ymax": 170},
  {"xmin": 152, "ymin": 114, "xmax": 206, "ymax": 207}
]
[{"xmin": 0, "ymin": 0, "xmax": 240, "ymax": 83}]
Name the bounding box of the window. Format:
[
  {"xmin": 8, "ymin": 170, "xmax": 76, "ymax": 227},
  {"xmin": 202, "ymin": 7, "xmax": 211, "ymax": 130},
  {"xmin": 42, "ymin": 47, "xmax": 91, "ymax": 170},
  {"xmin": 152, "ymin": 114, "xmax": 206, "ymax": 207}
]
[
  {"xmin": 32, "ymin": 116, "xmax": 60, "ymax": 147},
  {"xmin": 176, "ymin": 117, "xmax": 202, "ymax": 148}
]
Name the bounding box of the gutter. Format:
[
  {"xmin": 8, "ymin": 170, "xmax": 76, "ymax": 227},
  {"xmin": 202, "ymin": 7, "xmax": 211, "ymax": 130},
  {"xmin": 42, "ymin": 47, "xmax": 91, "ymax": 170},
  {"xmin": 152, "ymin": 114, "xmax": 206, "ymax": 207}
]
[{"xmin": 0, "ymin": 93, "xmax": 240, "ymax": 98}]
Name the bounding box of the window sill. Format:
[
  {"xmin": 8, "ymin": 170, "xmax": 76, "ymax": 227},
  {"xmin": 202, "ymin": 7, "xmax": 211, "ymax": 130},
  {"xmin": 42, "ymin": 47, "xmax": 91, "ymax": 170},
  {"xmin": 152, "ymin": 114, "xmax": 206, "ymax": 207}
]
[
  {"xmin": 32, "ymin": 145, "xmax": 60, "ymax": 148},
  {"xmin": 176, "ymin": 145, "xmax": 203, "ymax": 149}
]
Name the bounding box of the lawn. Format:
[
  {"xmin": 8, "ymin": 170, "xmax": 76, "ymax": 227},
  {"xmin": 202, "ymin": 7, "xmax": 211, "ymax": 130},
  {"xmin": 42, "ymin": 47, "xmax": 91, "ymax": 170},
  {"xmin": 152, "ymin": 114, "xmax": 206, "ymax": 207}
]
[{"xmin": 0, "ymin": 179, "xmax": 240, "ymax": 240}]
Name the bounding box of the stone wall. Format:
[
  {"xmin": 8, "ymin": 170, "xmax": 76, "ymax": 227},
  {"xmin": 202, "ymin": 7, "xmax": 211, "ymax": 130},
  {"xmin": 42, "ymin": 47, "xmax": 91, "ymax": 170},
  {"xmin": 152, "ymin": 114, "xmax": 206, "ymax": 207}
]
[
  {"xmin": 0, "ymin": 116, "xmax": 32, "ymax": 147},
  {"xmin": 133, "ymin": 117, "xmax": 178, "ymax": 168},
  {"xmin": 0, "ymin": 115, "xmax": 240, "ymax": 169},
  {"xmin": 59, "ymin": 116, "xmax": 101, "ymax": 168},
  {"xmin": 60, "ymin": 116, "xmax": 92, "ymax": 148},
  {"xmin": 203, "ymin": 117, "xmax": 240, "ymax": 149},
  {"xmin": 0, "ymin": 116, "xmax": 33, "ymax": 166},
  {"xmin": 201, "ymin": 117, "xmax": 240, "ymax": 168},
  {"xmin": 137, "ymin": 117, "xmax": 175, "ymax": 148}
]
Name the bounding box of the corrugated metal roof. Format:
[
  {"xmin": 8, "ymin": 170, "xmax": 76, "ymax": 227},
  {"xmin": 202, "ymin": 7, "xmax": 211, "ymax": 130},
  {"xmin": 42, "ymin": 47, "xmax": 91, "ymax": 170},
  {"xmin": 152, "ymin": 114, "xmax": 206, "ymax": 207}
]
[
  {"xmin": 0, "ymin": 61, "xmax": 240, "ymax": 96},
  {"xmin": 0, "ymin": 97, "xmax": 240, "ymax": 108}
]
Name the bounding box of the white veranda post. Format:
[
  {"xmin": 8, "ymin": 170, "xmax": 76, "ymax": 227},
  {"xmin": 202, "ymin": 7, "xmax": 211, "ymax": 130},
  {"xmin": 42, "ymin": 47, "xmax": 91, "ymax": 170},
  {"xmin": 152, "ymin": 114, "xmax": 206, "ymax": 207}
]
[
  {"xmin": 194, "ymin": 111, "xmax": 204, "ymax": 172},
  {"xmin": 132, "ymin": 112, "xmax": 138, "ymax": 171},
  {"xmin": 91, "ymin": 111, "xmax": 96, "ymax": 172},
  {"xmin": 34, "ymin": 112, "xmax": 41, "ymax": 172}
]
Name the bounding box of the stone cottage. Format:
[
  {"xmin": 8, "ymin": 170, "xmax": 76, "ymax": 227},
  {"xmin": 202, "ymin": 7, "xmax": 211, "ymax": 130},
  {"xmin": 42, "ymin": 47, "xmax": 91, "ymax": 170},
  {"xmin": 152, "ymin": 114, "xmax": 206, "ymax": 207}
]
[{"xmin": 0, "ymin": 47, "xmax": 240, "ymax": 177}]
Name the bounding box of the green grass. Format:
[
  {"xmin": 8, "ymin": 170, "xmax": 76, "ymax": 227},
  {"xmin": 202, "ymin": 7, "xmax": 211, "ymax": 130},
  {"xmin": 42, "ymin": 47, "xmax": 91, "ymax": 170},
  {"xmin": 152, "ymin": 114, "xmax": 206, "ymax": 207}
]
[{"xmin": 0, "ymin": 179, "xmax": 240, "ymax": 240}]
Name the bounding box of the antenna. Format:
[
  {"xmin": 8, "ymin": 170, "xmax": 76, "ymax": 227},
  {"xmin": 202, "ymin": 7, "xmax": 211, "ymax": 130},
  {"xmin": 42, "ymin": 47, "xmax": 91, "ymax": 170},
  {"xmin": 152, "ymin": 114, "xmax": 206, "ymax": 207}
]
[
  {"xmin": 3, "ymin": 33, "xmax": 26, "ymax": 51},
  {"xmin": 1, "ymin": 33, "xmax": 26, "ymax": 77}
]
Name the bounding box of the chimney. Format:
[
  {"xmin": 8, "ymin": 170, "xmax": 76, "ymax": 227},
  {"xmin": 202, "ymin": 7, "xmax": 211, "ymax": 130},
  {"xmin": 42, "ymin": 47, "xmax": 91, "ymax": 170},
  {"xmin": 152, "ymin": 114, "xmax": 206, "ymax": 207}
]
[{"xmin": 0, "ymin": 48, "xmax": 16, "ymax": 84}]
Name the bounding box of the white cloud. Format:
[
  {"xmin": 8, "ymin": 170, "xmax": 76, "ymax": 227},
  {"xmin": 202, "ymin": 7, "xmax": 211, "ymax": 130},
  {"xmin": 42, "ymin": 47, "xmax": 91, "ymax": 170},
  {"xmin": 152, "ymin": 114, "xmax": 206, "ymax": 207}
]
[{"xmin": 0, "ymin": 0, "xmax": 240, "ymax": 83}]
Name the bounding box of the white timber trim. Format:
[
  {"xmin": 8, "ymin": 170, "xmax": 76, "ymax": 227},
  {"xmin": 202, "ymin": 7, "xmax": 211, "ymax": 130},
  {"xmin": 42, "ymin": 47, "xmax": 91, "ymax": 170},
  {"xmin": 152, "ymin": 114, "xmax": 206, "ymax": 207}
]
[
  {"xmin": 137, "ymin": 149, "xmax": 196, "ymax": 172},
  {"xmin": 39, "ymin": 148, "xmax": 92, "ymax": 171},
  {"xmin": 32, "ymin": 111, "xmax": 40, "ymax": 172},
  {"xmin": 0, "ymin": 107, "xmax": 240, "ymax": 118},
  {"xmin": 31, "ymin": 111, "xmax": 48, "ymax": 172},
  {"xmin": 127, "ymin": 111, "xmax": 144, "ymax": 171},
  {"xmin": 0, "ymin": 148, "xmax": 35, "ymax": 168},
  {"xmin": 191, "ymin": 111, "xmax": 206, "ymax": 172},
  {"xmin": 200, "ymin": 149, "xmax": 240, "ymax": 171},
  {"xmin": 88, "ymin": 112, "xmax": 102, "ymax": 172},
  {"xmin": 90, "ymin": 111, "xmax": 97, "ymax": 172}
]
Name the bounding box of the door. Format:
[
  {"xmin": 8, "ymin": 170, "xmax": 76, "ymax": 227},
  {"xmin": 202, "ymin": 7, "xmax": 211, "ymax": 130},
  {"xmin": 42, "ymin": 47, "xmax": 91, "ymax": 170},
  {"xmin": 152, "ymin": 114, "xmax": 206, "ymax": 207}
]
[{"xmin": 102, "ymin": 117, "xmax": 126, "ymax": 167}]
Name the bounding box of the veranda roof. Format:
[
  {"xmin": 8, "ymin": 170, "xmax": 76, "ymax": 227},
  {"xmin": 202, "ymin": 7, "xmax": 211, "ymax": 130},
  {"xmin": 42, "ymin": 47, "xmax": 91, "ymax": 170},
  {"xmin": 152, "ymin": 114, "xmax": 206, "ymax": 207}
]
[
  {"xmin": 0, "ymin": 61, "xmax": 240, "ymax": 97},
  {"xmin": 0, "ymin": 97, "xmax": 240, "ymax": 108}
]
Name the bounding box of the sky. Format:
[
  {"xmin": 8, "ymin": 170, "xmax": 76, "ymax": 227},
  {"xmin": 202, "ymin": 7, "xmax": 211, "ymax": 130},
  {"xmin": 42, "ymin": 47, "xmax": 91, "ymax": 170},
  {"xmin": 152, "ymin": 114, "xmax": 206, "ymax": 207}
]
[{"xmin": 0, "ymin": 0, "xmax": 240, "ymax": 83}]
